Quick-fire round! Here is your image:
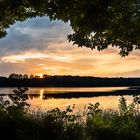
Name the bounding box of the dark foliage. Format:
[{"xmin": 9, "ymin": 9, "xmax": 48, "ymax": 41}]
[
  {"xmin": 1, "ymin": 89, "xmax": 140, "ymax": 140},
  {"xmin": 0, "ymin": 0, "xmax": 140, "ymax": 56},
  {"xmin": 1, "ymin": 74, "xmax": 140, "ymax": 87}
]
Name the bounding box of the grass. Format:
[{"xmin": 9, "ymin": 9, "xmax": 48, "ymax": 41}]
[{"xmin": 0, "ymin": 88, "xmax": 140, "ymax": 140}]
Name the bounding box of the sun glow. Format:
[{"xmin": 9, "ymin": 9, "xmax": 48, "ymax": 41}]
[{"xmin": 37, "ymin": 74, "xmax": 44, "ymax": 78}]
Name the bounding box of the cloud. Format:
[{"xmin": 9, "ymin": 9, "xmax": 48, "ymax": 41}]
[
  {"xmin": 1, "ymin": 17, "xmax": 140, "ymax": 77},
  {"xmin": 0, "ymin": 17, "xmax": 71, "ymax": 56},
  {"xmin": 0, "ymin": 62, "xmax": 29, "ymax": 75},
  {"xmin": 121, "ymin": 69, "xmax": 140, "ymax": 77}
]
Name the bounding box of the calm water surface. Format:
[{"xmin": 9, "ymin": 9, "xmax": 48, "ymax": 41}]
[{"xmin": 0, "ymin": 87, "xmax": 138, "ymax": 111}]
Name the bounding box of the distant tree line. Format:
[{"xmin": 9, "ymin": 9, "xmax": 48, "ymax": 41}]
[
  {"xmin": 7, "ymin": 73, "xmax": 54, "ymax": 79},
  {"xmin": 0, "ymin": 73, "xmax": 140, "ymax": 87}
]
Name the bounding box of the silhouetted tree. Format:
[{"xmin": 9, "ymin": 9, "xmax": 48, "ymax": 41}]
[
  {"xmin": 34, "ymin": 75, "xmax": 41, "ymax": 79},
  {"xmin": 29, "ymin": 74, "xmax": 34, "ymax": 79},
  {"xmin": 23, "ymin": 74, "xmax": 28, "ymax": 79},
  {"xmin": 9, "ymin": 73, "xmax": 19, "ymax": 79},
  {"xmin": 43, "ymin": 74, "xmax": 50, "ymax": 79},
  {"xmin": 9, "ymin": 73, "xmax": 28, "ymax": 79}
]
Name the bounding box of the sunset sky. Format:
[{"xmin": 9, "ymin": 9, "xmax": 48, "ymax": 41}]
[{"xmin": 0, "ymin": 16, "xmax": 140, "ymax": 77}]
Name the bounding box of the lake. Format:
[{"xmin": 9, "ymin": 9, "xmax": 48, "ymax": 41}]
[{"xmin": 0, "ymin": 87, "xmax": 140, "ymax": 111}]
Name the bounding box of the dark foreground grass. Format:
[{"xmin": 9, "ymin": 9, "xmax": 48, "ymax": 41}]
[{"xmin": 0, "ymin": 88, "xmax": 140, "ymax": 140}]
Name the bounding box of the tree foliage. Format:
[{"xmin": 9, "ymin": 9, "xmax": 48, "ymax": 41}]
[{"xmin": 0, "ymin": 0, "xmax": 140, "ymax": 56}]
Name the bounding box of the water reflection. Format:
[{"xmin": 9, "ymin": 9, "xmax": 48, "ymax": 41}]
[
  {"xmin": 27, "ymin": 95, "xmax": 134, "ymax": 111},
  {"xmin": 0, "ymin": 87, "xmax": 140, "ymax": 111},
  {"xmin": 39, "ymin": 89, "xmax": 44, "ymax": 99},
  {"xmin": 28, "ymin": 87, "xmax": 129, "ymax": 94},
  {"xmin": 26, "ymin": 86, "xmax": 140, "ymax": 99}
]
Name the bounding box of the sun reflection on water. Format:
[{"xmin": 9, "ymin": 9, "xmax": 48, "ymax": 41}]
[{"xmin": 39, "ymin": 89, "xmax": 44, "ymax": 99}]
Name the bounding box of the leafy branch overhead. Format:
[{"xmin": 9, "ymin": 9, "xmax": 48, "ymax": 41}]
[{"xmin": 0, "ymin": 0, "xmax": 140, "ymax": 56}]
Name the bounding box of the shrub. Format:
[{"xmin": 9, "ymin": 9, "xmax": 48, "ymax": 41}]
[{"xmin": 1, "ymin": 89, "xmax": 140, "ymax": 140}]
